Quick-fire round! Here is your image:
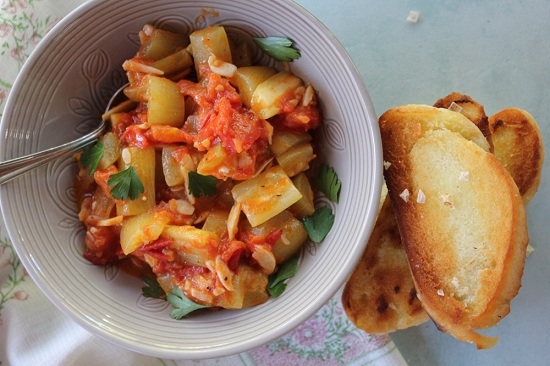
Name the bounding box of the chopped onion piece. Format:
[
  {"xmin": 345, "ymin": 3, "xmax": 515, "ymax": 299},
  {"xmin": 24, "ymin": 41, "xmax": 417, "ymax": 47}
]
[
  {"xmin": 302, "ymin": 84, "xmax": 315, "ymax": 106},
  {"xmin": 122, "ymin": 59, "xmax": 164, "ymax": 75},
  {"xmin": 96, "ymin": 215, "xmax": 124, "ymax": 227},
  {"xmin": 227, "ymin": 202, "xmax": 241, "ymax": 240},
  {"xmin": 208, "ymin": 54, "xmax": 237, "ymax": 77},
  {"xmin": 169, "ymin": 199, "xmax": 195, "ymax": 215},
  {"xmin": 252, "ymin": 245, "xmax": 276, "ymax": 274},
  {"xmin": 215, "ymin": 255, "xmax": 234, "ymax": 291}
]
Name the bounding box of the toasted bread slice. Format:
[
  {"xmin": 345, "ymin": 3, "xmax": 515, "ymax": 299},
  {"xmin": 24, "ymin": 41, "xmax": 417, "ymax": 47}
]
[
  {"xmin": 342, "ymin": 190, "xmax": 429, "ymax": 334},
  {"xmin": 379, "ymin": 104, "xmax": 529, "ymax": 349},
  {"xmin": 488, "ymin": 108, "xmax": 544, "ymax": 205},
  {"xmin": 434, "ymin": 92, "xmax": 493, "ymax": 150}
]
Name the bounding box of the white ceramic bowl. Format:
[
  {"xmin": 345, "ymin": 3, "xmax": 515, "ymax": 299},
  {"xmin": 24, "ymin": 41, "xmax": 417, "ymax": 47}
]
[{"xmin": 0, "ymin": 0, "xmax": 382, "ymax": 359}]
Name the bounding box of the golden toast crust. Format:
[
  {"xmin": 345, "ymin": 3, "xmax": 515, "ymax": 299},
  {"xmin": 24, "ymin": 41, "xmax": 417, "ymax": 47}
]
[
  {"xmin": 489, "ymin": 108, "xmax": 544, "ymax": 205},
  {"xmin": 379, "ymin": 105, "xmax": 529, "ymax": 349},
  {"xmin": 342, "ymin": 193, "xmax": 429, "ymax": 334},
  {"xmin": 343, "ymin": 96, "xmax": 542, "ymax": 349},
  {"xmin": 434, "ymin": 92, "xmax": 492, "ymax": 150}
]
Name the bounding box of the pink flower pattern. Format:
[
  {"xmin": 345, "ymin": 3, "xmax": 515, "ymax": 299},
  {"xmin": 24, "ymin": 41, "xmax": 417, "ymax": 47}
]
[
  {"xmin": 247, "ymin": 298, "xmax": 392, "ymax": 365},
  {"xmin": 13, "ymin": 290, "xmax": 28, "ymax": 301},
  {"xmin": 289, "ymin": 316, "xmax": 327, "ymax": 347}
]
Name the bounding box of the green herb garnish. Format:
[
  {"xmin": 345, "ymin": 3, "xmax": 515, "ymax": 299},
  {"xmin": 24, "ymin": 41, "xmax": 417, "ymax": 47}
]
[
  {"xmin": 253, "ymin": 36, "xmax": 301, "ymax": 62},
  {"xmin": 302, "ymin": 205, "xmax": 335, "ymax": 243},
  {"xmin": 107, "ymin": 166, "xmax": 144, "ymax": 200},
  {"xmin": 141, "ymin": 276, "xmax": 165, "ymax": 299},
  {"xmin": 80, "ymin": 141, "xmax": 104, "ymax": 175},
  {"xmin": 188, "ymin": 171, "xmax": 217, "ymax": 198},
  {"xmin": 316, "ymin": 163, "xmax": 341, "ymax": 203},
  {"xmin": 167, "ymin": 287, "xmax": 210, "ymax": 319},
  {"xmin": 267, "ymin": 255, "xmax": 299, "ymax": 297}
]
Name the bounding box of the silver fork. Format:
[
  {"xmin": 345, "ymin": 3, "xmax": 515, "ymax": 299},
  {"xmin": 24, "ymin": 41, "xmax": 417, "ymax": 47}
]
[{"xmin": 0, "ymin": 84, "xmax": 127, "ymax": 185}]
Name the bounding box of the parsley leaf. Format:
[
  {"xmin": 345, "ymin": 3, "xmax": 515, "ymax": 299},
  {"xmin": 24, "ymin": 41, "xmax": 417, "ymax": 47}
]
[
  {"xmin": 267, "ymin": 255, "xmax": 299, "ymax": 297},
  {"xmin": 315, "ymin": 163, "xmax": 341, "ymax": 203},
  {"xmin": 141, "ymin": 276, "xmax": 165, "ymax": 299},
  {"xmin": 167, "ymin": 287, "xmax": 210, "ymax": 319},
  {"xmin": 107, "ymin": 167, "xmax": 144, "ymax": 200},
  {"xmin": 80, "ymin": 141, "xmax": 104, "ymax": 175},
  {"xmin": 302, "ymin": 205, "xmax": 335, "ymax": 243},
  {"xmin": 253, "ymin": 36, "xmax": 301, "ymax": 62},
  {"xmin": 188, "ymin": 171, "xmax": 217, "ymax": 198}
]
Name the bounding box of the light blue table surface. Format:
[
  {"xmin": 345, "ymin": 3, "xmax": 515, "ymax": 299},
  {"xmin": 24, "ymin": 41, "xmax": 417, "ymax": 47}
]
[{"xmin": 296, "ymin": 0, "xmax": 550, "ymax": 365}]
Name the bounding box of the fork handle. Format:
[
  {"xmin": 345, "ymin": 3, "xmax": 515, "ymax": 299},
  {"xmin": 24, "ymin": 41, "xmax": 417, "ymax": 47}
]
[{"xmin": 0, "ymin": 121, "xmax": 106, "ymax": 185}]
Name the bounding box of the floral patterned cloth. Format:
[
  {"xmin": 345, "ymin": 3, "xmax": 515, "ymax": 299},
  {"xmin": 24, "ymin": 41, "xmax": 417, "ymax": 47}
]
[{"xmin": 0, "ymin": 1, "xmax": 407, "ymax": 365}]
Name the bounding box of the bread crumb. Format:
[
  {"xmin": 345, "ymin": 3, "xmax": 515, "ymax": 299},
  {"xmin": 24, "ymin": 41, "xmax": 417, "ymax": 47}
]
[
  {"xmin": 383, "ymin": 160, "xmax": 392, "ymax": 170},
  {"xmin": 416, "ymin": 189, "xmax": 426, "ymax": 203},
  {"xmin": 437, "ymin": 289, "xmax": 445, "ymax": 296},
  {"xmin": 407, "ymin": 10, "xmax": 420, "ymax": 23},
  {"xmin": 526, "ymin": 244, "xmax": 534, "ymax": 257},
  {"xmin": 448, "ymin": 102, "xmax": 463, "ymax": 113},
  {"xmin": 400, "ymin": 188, "xmax": 410, "ymax": 202},
  {"xmin": 459, "ymin": 171, "xmax": 470, "ymax": 181},
  {"xmin": 451, "ymin": 277, "xmax": 459, "ymax": 288}
]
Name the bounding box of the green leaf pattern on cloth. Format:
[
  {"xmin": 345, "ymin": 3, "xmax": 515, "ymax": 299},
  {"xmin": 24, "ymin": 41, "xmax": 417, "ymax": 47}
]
[
  {"xmin": 0, "ymin": 0, "xmax": 58, "ymax": 117},
  {"xmin": 0, "ymin": 237, "xmax": 28, "ymax": 315},
  {"xmin": 250, "ymin": 297, "xmax": 395, "ymax": 365}
]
